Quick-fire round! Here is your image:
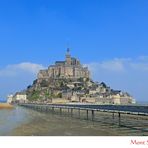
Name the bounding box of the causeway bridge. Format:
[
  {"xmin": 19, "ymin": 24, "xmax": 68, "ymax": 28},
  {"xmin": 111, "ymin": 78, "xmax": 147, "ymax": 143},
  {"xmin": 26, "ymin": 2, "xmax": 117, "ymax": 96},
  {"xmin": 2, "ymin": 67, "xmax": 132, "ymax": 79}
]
[{"xmin": 20, "ymin": 103, "xmax": 148, "ymax": 129}]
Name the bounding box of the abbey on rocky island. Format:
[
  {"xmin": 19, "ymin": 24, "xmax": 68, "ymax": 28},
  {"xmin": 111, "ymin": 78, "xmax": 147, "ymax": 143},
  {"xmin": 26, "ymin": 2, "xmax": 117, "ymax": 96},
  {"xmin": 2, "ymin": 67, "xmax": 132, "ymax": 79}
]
[
  {"xmin": 8, "ymin": 48, "xmax": 135, "ymax": 105},
  {"xmin": 37, "ymin": 48, "xmax": 90, "ymax": 80}
]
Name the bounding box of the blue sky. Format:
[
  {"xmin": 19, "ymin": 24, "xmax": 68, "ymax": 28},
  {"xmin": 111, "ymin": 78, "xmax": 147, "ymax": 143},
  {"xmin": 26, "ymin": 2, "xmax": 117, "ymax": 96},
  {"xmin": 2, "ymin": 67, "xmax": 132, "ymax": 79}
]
[{"xmin": 0, "ymin": 0, "xmax": 148, "ymax": 102}]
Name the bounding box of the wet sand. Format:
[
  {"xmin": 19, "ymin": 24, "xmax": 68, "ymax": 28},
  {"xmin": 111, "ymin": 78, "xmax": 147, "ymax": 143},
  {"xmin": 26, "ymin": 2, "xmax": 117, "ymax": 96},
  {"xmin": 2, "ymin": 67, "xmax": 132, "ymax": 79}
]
[
  {"xmin": 0, "ymin": 103, "xmax": 14, "ymax": 109},
  {"xmin": 9, "ymin": 108, "xmax": 148, "ymax": 136},
  {"xmin": 10, "ymin": 115, "xmax": 117, "ymax": 136},
  {"xmin": 1, "ymin": 106, "xmax": 148, "ymax": 136}
]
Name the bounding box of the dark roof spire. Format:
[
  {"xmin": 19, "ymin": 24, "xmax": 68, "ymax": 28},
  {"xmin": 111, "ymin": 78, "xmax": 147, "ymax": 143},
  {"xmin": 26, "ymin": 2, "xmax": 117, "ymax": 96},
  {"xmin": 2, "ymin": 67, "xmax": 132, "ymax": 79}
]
[
  {"xmin": 66, "ymin": 48, "xmax": 71, "ymax": 57},
  {"xmin": 67, "ymin": 48, "xmax": 70, "ymax": 53}
]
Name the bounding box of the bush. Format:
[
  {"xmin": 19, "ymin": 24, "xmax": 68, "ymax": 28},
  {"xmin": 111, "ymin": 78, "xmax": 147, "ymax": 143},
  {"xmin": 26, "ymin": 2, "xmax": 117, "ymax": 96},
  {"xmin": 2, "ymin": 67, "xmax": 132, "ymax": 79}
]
[
  {"xmin": 27, "ymin": 85, "xmax": 32, "ymax": 89},
  {"xmin": 40, "ymin": 80, "xmax": 48, "ymax": 87},
  {"xmin": 29, "ymin": 90, "xmax": 40, "ymax": 101}
]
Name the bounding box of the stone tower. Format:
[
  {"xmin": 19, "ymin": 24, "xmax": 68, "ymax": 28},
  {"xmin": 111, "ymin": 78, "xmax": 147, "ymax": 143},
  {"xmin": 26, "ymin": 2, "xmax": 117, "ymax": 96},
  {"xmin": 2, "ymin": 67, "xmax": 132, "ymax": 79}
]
[{"xmin": 66, "ymin": 48, "xmax": 71, "ymax": 65}]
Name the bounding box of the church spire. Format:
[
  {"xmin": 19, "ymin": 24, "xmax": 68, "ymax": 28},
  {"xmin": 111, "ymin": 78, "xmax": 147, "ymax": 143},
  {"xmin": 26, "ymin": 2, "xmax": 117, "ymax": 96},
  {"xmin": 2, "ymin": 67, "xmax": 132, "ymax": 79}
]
[
  {"xmin": 66, "ymin": 48, "xmax": 71, "ymax": 65},
  {"xmin": 66, "ymin": 47, "xmax": 71, "ymax": 57},
  {"xmin": 66, "ymin": 40, "xmax": 70, "ymax": 54},
  {"xmin": 66, "ymin": 47, "xmax": 70, "ymax": 54}
]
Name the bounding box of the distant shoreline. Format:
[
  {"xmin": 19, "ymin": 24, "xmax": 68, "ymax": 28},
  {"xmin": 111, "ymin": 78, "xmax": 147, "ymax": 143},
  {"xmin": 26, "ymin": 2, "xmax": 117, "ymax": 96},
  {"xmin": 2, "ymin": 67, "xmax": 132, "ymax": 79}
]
[{"xmin": 0, "ymin": 103, "xmax": 14, "ymax": 109}]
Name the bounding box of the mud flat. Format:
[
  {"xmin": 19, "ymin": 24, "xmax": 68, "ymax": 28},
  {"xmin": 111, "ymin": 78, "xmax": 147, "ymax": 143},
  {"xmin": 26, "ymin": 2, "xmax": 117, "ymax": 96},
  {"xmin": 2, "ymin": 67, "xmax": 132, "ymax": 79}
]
[{"xmin": 0, "ymin": 103, "xmax": 14, "ymax": 109}]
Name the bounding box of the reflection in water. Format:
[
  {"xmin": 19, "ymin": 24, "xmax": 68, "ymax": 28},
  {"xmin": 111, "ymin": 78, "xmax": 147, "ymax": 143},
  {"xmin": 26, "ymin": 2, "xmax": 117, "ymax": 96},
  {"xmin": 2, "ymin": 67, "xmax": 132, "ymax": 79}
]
[
  {"xmin": 0, "ymin": 106, "xmax": 148, "ymax": 136},
  {"xmin": 0, "ymin": 106, "xmax": 29, "ymax": 135}
]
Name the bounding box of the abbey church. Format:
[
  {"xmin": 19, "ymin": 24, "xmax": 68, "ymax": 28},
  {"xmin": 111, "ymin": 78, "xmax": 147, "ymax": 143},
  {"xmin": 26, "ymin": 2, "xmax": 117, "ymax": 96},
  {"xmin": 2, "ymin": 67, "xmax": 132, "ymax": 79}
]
[{"xmin": 37, "ymin": 49, "xmax": 90, "ymax": 80}]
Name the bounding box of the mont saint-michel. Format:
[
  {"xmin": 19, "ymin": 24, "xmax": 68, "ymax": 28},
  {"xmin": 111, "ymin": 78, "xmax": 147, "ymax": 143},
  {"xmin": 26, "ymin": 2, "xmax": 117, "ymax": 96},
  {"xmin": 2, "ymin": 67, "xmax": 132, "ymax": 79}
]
[{"xmin": 8, "ymin": 49, "xmax": 135, "ymax": 105}]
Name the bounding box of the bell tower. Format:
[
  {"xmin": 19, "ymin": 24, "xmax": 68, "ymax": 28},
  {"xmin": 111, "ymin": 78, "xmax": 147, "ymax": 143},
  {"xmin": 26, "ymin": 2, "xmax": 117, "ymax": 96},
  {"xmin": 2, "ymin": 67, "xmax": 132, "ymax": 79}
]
[{"xmin": 66, "ymin": 48, "xmax": 71, "ymax": 65}]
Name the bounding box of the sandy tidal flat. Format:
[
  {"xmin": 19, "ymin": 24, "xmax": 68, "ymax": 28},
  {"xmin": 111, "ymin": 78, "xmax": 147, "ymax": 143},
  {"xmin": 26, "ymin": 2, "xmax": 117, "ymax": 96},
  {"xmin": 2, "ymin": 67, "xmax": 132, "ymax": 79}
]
[{"xmin": 0, "ymin": 103, "xmax": 14, "ymax": 109}]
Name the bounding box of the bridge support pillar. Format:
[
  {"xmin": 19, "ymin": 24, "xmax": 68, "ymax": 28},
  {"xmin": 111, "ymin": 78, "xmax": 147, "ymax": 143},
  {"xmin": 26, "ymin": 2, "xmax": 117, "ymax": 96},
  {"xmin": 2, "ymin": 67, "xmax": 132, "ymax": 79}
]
[
  {"xmin": 60, "ymin": 108, "xmax": 62, "ymax": 115},
  {"xmin": 112, "ymin": 113, "xmax": 115, "ymax": 119},
  {"xmin": 92, "ymin": 110, "xmax": 95, "ymax": 121},
  {"xmin": 78, "ymin": 109, "xmax": 80, "ymax": 118},
  {"xmin": 42, "ymin": 106, "xmax": 44, "ymax": 112},
  {"xmin": 71, "ymin": 108, "xmax": 73, "ymax": 117},
  {"xmin": 52, "ymin": 107, "xmax": 54, "ymax": 113},
  {"xmin": 68, "ymin": 108, "xmax": 70, "ymax": 114},
  {"xmin": 118, "ymin": 112, "xmax": 121, "ymax": 126},
  {"xmin": 86, "ymin": 110, "xmax": 89, "ymax": 120}
]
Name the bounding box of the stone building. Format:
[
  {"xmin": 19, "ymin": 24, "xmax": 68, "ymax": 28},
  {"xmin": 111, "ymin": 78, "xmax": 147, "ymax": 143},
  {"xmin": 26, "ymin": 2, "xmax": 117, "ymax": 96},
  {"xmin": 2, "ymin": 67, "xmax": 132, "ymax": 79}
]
[
  {"xmin": 7, "ymin": 92, "xmax": 27, "ymax": 104},
  {"xmin": 37, "ymin": 49, "xmax": 90, "ymax": 80},
  {"xmin": 7, "ymin": 94, "xmax": 13, "ymax": 104},
  {"xmin": 13, "ymin": 92, "xmax": 27, "ymax": 103}
]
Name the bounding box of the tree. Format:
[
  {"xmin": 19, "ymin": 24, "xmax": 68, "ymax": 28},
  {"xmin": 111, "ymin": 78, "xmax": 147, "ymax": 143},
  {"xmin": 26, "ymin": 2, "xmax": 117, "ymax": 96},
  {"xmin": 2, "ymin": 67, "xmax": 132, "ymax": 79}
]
[
  {"xmin": 100, "ymin": 82, "xmax": 107, "ymax": 88},
  {"xmin": 33, "ymin": 79, "xmax": 38, "ymax": 85},
  {"xmin": 40, "ymin": 80, "xmax": 48, "ymax": 87},
  {"xmin": 27, "ymin": 85, "xmax": 32, "ymax": 89},
  {"xmin": 29, "ymin": 90, "xmax": 40, "ymax": 101}
]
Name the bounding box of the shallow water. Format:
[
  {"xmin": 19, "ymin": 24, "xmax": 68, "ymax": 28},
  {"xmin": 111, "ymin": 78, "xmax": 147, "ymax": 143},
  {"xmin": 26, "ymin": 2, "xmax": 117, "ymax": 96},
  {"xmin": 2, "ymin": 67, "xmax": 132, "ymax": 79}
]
[{"xmin": 0, "ymin": 106, "xmax": 148, "ymax": 136}]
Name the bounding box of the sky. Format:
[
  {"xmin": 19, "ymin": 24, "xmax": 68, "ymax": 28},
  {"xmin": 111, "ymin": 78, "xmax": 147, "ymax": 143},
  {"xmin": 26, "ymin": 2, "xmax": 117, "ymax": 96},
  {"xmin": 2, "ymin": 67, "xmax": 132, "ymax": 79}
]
[{"xmin": 0, "ymin": 0, "xmax": 148, "ymax": 102}]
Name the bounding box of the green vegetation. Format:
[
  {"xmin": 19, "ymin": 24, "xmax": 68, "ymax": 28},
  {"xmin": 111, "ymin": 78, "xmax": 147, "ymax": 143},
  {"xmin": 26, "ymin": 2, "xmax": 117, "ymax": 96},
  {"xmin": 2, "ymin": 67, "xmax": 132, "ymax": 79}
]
[
  {"xmin": 45, "ymin": 91, "xmax": 51, "ymax": 98},
  {"xmin": 28, "ymin": 90, "xmax": 40, "ymax": 101},
  {"xmin": 100, "ymin": 82, "xmax": 107, "ymax": 88},
  {"xmin": 78, "ymin": 77, "xmax": 84, "ymax": 82},
  {"xmin": 26, "ymin": 77, "xmax": 92, "ymax": 102},
  {"xmin": 40, "ymin": 80, "xmax": 48, "ymax": 87},
  {"xmin": 27, "ymin": 85, "xmax": 32, "ymax": 89},
  {"xmin": 33, "ymin": 79, "xmax": 38, "ymax": 85}
]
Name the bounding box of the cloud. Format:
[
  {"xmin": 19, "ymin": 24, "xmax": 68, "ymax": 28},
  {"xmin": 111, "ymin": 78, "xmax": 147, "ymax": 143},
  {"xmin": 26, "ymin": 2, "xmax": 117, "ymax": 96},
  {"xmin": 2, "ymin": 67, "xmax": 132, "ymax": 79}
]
[
  {"xmin": 0, "ymin": 62, "xmax": 46, "ymax": 99},
  {"xmin": 130, "ymin": 63, "xmax": 148, "ymax": 71},
  {"xmin": 87, "ymin": 59, "xmax": 125, "ymax": 72},
  {"xmin": 0, "ymin": 62, "xmax": 45, "ymax": 77},
  {"xmin": 12, "ymin": 62, "xmax": 45, "ymax": 74},
  {"xmin": 0, "ymin": 58, "xmax": 148, "ymax": 102},
  {"xmin": 85, "ymin": 56, "xmax": 148, "ymax": 102},
  {"xmin": 86, "ymin": 57, "xmax": 148, "ymax": 74},
  {"xmin": 137, "ymin": 56, "xmax": 148, "ymax": 61}
]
